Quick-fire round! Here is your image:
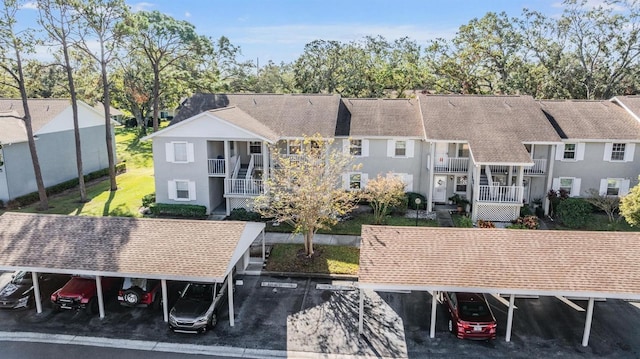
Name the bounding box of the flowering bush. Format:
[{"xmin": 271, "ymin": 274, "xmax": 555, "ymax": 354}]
[
  {"xmin": 477, "ymin": 219, "xmax": 495, "ymax": 228},
  {"xmin": 509, "ymin": 215, "xmax": 539, "ymax": 229}
]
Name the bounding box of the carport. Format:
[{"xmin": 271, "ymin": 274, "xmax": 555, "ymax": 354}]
[
  {"xmin": 0, "ymin": 212, "xmax": 266, "ymax": 326},
  {"xmin": 357, "ymin": 225, "xmax": 640, "ymax": 347}
]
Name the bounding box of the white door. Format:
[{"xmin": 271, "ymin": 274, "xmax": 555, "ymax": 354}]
[
  {"xmin": 435, "ymin": 142, "xmax": 448, "ymax": 169},
  {"xmin": 433, "ymin": 175, "xmax": 447, "ymax": 203}
]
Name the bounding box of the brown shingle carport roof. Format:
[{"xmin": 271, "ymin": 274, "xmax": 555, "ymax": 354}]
[
  {"xmin": 0, "ymin": 213, "xmax": 265, "ymax": 282},
  {"xmin": 359, "ymin": 225, "xmax": 640, "ymax": 300}
]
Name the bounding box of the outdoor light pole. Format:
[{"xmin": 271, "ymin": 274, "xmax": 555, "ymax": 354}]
[{"xmin": 415, "ymin": 198, "xmax": 422, "ymax": 226}]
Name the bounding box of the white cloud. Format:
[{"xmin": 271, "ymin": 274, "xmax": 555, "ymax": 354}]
[
  {"xmin": 20, "ymin": 1, "xmax": 38, "ymax": 10},
  {"xmin": 185, "ymin": 11, "xmax": 191, "ymax": 18},
  {"xmin": 552, "ymin": 0, "xmax": 626, "ymax": 11},
  {"xmin": 130, "ymin": 2, "xmax": 155, "ymax": 12}
]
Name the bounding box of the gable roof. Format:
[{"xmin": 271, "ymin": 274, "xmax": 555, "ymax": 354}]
[
  {"xmin": 418, "ymin": 94, "xmax": 561, "ymax": 164},
  {"xmin": 540, "ymin": 100, "xmax": 640, "ymax": 141},
  {"xmin": 0, "ymin": 98, "xmax": 71, "ymax": 133},
  {"xmin": 611, "ymin": 95, "xmax": 640, "ymax": 122},
  {"xmin": 341, "ymin": 98, "xmax": 424, "ymax": 137},
  {"xmin": 172, "ymin": 93, "xmax": 342, "ymax": 138},
  {"xmin": 0, "ymin": 111, "xmax": 27, "ymax": 144}
]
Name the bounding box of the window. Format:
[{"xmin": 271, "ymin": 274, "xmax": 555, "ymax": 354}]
[
  {"xmin": 174, "ymin": 142, "xmax": 187, "ymax": 162},
  {"xmin": 249, "ymin": 141, "xmax": 262, "ymax": 154},
  {"xmin": 349, "ymin": 173, "xmax": 362, "ymax": 190},
  {"xmin": 458, "ymin": 144, "xmax": 469, "ymax": 158},
  {"xmin": 563, "ymin": 144, "xmax": 576, "ymax": 160},
  {"xmin": 350, "ymin": 140, "xmax": 362, "ymax": 156},
  {"xmin": 455, "ymin": 176, "xmax": 468, "ymax": 193},
  {"xmin": 288, "ymin": 140, "xmax": 301, "ymax": 155},
  {"xmin": 607, "ymin": 179, "xmax": 621, "ymax": 196},
  {"xmin": 559, "ymin": 178, "xmax": 573, "ymax": 195},
  {"xmin": 395, "ymin": 141, "xmax": 406, "ymax": 157},
  {"xmin": 176, "ymin": 180, "xmax": 189, "ymax": 199},
  {"xmin": 611, "ymin": 143, "xmax": 626, "ymax": 161}
]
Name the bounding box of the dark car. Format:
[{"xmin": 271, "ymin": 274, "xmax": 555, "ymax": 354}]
[
  {"xmin": 118, "ymin": 277, "xmax": 162, "ymax": 309},
  {"xmin": 51, "ymin": 275, "xmax": 121, "ymax": 314},
  {"xmin": 0, "ymin": 271, "xmax": 36, "ymax": 309},
  {"xmin": 443, "ymin": 292, "xmax": 497, "ymax": 340},
  {"xmin": 168, "ymin": 276, "xmax": 230, "ymax": 333}
]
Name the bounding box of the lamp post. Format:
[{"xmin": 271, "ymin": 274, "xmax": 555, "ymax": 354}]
[{"xmin": 414, "ymin": 198, "xmax": 422, "ymax": 226}]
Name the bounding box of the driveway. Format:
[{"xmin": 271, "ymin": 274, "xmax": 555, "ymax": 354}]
[{"xmin": 0, "ymin": 275, "xmax": 638, "ymax": 358}]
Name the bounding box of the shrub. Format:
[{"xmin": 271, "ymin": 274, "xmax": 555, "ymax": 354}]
[
  {"xmin": 477, "ymin": 219, "xmax": 495, "ymax": 228},
  {"xmin": 520, "ymin": 205, "xmax": 533, "ymax": 217},
  {"xmin": 535, "ymin": 206, "xmax": 545, "ymax": 218},
  {"xmin": 406, "ymin": 192, "xmax": 426, "ymax": 210},
  {"xmin": 228, "ymin": 208, "xmax": 262, "ymax": 221},
  {"xmin": 141, "ymin": 193, "xmax": 156, "ymax": 208},
  {"xmin": 0, "ymin": 199, "xmax": 4, "ymax": 209},
  {"xmin": 391, "ymin": 195, "xmax": 409, "ymax": 215},
  {"xmin": 511, "ymin": 215, "xmax": 539, "ymax": 229},
  {"xmin": 149, "ymin": 203, "xmax": 207, "ymax": 218},
  {"xmin": 556, "ymin": 198, "xmax": 592, "ymax": 229},
  {"xmin": 455, "ymin": 216, "xmax": 474, "ymax": 228},
  {"xmin": 506, "ymin": 223, "xmax": 528, "ymax": 229}
]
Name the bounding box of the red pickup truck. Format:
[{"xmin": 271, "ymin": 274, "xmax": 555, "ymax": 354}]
[{"xmin": 50, "ymin": 276, "xmax": 120, "ymax": 314}]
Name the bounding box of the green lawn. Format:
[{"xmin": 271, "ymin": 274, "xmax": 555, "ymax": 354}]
[
  {"xmin": 265, "ymin": 243, "xmax": 359, "ymax": 275},
  {"xmin": 14, "ymin": 126, "xmax": 156, "ymax": 217}
]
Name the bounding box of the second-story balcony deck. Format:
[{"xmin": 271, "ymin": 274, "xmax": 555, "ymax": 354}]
[
  {"xmin": 208, "ymin": 158, "xmax": 226, "ymax": 176},
  {"xmin": 224, "ymin": 179, "xmax": 264, "ymax": 196},
  {"xmin": 434, "ymin": 157, "xmax": 469, "ymax": 173},
  {"xmin": 477, "ymin": 185, "xmax": 524, "ymax": 203}
]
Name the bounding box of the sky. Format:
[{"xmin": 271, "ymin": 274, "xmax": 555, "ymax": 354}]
[{"xmin": 17, "ymin": 0, "xmax": 580, "ymax": 64}]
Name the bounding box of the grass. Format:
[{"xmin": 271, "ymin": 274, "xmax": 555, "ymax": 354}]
[
  {"xmin": 266, "ymin": 212, "xmax": 439, "ymax": 236},
  {"xmin": 265, "ymin": 243, "xmax": 359, "ymax": 275},
  {"xmin": 13, "ymin": 126, "xmax": 158, "ymax": 217},
  {"xmin": 551, "ymin": 213, "xmax": 639, "ymax": 231}
]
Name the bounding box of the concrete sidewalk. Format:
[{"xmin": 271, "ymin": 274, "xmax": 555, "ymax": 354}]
[{"xmin": 264, "ymin": 232, "xmax": 361, "ymax": 247}]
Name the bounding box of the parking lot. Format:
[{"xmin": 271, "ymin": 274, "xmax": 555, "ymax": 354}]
[{"xmin": 0, "ymin": 274, "xmax": 639, "ymax": 358}]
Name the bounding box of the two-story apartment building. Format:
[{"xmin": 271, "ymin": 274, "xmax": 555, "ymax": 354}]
[{"xmin": 144, "ymin": 93, "xmax": 640, "ymax": 222}]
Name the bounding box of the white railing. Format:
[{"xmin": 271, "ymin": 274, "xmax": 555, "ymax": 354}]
[
  {"xmin": 478, "ymin": 185, "xmax": 523, "ymax": 203},
  {"xmin": 246, "ymin": 155, "xmax": 255, "ymax": 179},
  {"xmin": 434, "ymin": 157, "xmax": 469, "ymax": 172},
  {"xmin": 524, "ymin": 159, "xmax": 547, "ymax": 174},
  {"xmin": 489, "ymin": 165, "xmax": 508, "ymax": 174},
  {"xmin": 251, "ymin": 154, "xmax": 264, "ymax": 168},
  {"xmin": 225, "ymin": 179, "xmax": 264, "ymax": 196},
  {"xmin": 231, "ymin": 156, "xmax": 241, "ymax": 179},
  {"xmin": 207, "ymin": 159, "xmax": 225, "ymax": 176}
]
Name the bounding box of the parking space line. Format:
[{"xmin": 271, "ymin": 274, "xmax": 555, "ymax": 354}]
[
  {"xmin": 491, "ymin": 293, "xmax": 518, "ymax": 309},
  {"xmin": 316, "ymin": 284, "xmax": 356, "ymax": 291},
  {"xmin": 555, "ymin": 296, "xmax": 586, "ymax": 312},
  {"xmin": 261, "ymin": 281, "xmax": 297, "ymax": 289},
  {"xmin": 628, "ymin": 301, "xmax": 640, "ymax": 310}
]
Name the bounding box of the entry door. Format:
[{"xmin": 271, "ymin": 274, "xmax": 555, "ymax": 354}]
[
  {"xmin": 434, "ymin": 142, "xmax": 448, "ymax": 169},
  {"xmin": 433, "ymin": 175, "xmax": 447, "ymax": 203}
]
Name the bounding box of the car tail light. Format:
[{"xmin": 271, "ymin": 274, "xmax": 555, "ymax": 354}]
[{"xmin": 50, "ymin": 294, "xmax": 57, "ymax": 301}]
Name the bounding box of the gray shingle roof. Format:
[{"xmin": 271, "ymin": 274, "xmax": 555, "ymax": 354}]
[
  {"xmin": 207, "ymin": 107, "xmax": 280, "ymax": 142},
  {"xmin": 613, "ymin": 95, "xmax": 640, "ymax": 121},
  {"xmin": 341, "ymin": 98, "xmax": 423, "ymax": 137},
  {"xmin": 359, "ymin": 225, "xmax": 640, "ymax": 299},
  {"xmin": 0, "ymin": 111, "xmax": 27, "ymax": 143},
  {"xmin": 418, "ymin": 95, "xmax": 561, "ymax": 164},
  {"xmin": 0, "ymin": 98, "xmax": 70, "ymax": 132},
  {"xmin": 539, "ymin": 100, "xmax": 640, "ymax": 140},
  {"xmin": 0, "ymin": 213, "xmax": 262, "ymax": 282}
]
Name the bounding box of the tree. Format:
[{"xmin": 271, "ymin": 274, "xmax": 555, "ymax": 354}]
[
  {"xmin": 74, "ymin": 0, "xmax": 128, "ymax": 192},
  {"xmin": 363, "ymin": 174, "xmax": 406, "ymax": 225},
  {"xmin": 38, "ymin": 0, "xmax": 88, "ymax": 202},
  {"xmin": 620, "ymin": 177, "xmax": 640, "ymax": 227},
  {"xmin": 125, "ymin": 11, "xmax": 213, "ymax": 132},
  {"xmin": 585, "ymin": 188, "xmax": 620, "ymax": 223},
  {"xmin": 0, "ymin": 0, "xmax": 48, "ymax": 210},
  {"xmin": 254, "ymin": 135, "xmax": 361, "ymax": 257}
]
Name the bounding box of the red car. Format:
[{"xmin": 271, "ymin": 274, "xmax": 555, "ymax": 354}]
[
  {"xmin": 117, "ymin": 278, "xmax": 162, "ymax": 309},
  {"xmin": 443, "ymin": 292, "xmax": 497, "ymax": 340},
  {"xmin": 51, "ymin": 275, "xmax": 121, "ymax": 314}
]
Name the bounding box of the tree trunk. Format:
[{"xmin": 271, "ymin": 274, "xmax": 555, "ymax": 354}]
[
  {"xmin": 63, "ymin": 41, "xmax": 87, "ymax": 202},
  {"xmin": 152, "ymin": 66, "xmax": 160, "ymax": 132},
  {"xmin": 100, "ymin": 59, "xmax": 117, "ymax": 191},
  {"xmin": 305, "ymin": 231, "xmax": 314, "ymax": 257}
]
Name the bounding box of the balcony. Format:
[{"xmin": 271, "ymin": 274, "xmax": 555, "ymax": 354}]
[
  {"xmin": 524, "ymin": 159, "xmax": 547, "ymax": 174},
  {"xmin": 434, "ymin": 157, "xmax": 469, "ymax": 173},
  {"xmin": 478, "ymin": 185, "xmax": 523, "ymax": 203},
  {"xmin": 208, "ymin": 159, "xmax": 225, "ymax": 176},
  {"xmin": 225, "ymin": 179, "xmax": 264, "ymax": 196}
]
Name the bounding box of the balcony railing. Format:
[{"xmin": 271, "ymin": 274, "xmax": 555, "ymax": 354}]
[
  {"xmin": 207, "ymin": 159, "xmax": 225, "ymax": 176},
  {"xmin": 524, "ymin": 159, "xmax": 547, "ymax": 174},
  {"xmin": 251, "ymin": 154, "xmax": 264, "ymax": 168},
  {"xmin": 225, "ymin": 179, "xmax": 264, "ymax": 196},
  {"xmin": 488, "ymin": 165, "xmax": 509, "ymax": 174},
  {"xmin": 478, "ymin": 185, "xmax": 523, "ymax": 203},
  {"xmin": 434, "ymin": 157, "xmax": 469, "ymax": 173}
]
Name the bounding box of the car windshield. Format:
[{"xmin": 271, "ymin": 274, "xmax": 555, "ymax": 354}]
[
  {"xmin": 183, "ymin": 284, "xmax": 213, "ymax": 301},
  {"xmin": 460, "ymin": 302, "xmax": 491, "ymax": 318},
  {"xmin": 123, "ymin": 278, "xmax": 147, "ymax": 290},
  {"xmin": 12, "ymin": 271, "xmax": 32, "ymax": 285}
]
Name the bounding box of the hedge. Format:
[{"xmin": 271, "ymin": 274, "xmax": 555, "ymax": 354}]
[
  {"xmin": 149, "ymin": 203, "xmax": 207, "ymax": 218},
  {"xmin": 7, "ymin": 163, "xmax": 126, "ymax": 209}
]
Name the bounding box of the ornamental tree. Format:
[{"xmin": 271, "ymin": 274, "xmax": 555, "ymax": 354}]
[
  {"xmin": 254, "ymin": 135, "xmax": 361, "ymax": 257},
  {"xmin": 621, "ymin": 177, "xmax": 640, "ymax": 227},
  {"xmin": 363, "ymin": 173, "xmax": 406, "ymax": 224}
]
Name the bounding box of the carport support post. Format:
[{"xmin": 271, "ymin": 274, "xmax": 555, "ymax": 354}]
[
  {"xmin": 261, "ymin": 229, "xmax": 266, "ymax": 263},
  {"xmin": 228, "ymin": 271, "xmax": 235, "ymax": 327},
  {"xmin": 95, "ymin": 276, "xmax": 105, "ymax": 319},
  {"xmin": 358, "ymin": 288, "xmax": 364, "ymax": 335},
  {"xmin": 582, "ymin": 297, "xmax": 595, "ymax": 347},
  {"xmin": 161, "ymin": 279, "xmax": 168, "ymax": 322},
  {"xmin": 31, "ymin": 271, "xmax": 42, "ymax": 314},
  {"xmin": 430, "ymin": 291, "xmax": 438, "ymax": 338},
  {"xmin": 505, "ymin": 294, "xmax": 515, "ymax": 342}
]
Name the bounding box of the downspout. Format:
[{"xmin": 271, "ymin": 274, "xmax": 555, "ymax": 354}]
[{"xmin": 544, "ymin": 145, "xmax": 556, "ymax": 216}]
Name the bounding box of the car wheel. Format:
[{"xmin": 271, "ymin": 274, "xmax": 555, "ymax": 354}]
[
  {"xmin": 86, "ymin": 297, "xmax": 99, "ymax": 315},
  {"xmin": 208, "ymin": 313, "xmax": 217, "ymax": 329},
  {"xmin": 123, "ymin": 287, "xmax": 144, "ymax": 306}
]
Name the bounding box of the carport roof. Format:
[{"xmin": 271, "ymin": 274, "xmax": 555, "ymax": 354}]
[
  {"xmin": 0, "ymin": 213, "xmax": 264, "ymax": 282},
  {"xmin": 359, "ymin": 225, "xmax": 640, "ymax": 300}
]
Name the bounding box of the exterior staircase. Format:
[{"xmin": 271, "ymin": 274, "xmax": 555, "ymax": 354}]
[{"xmin": 237, "ymin": 165, "xmax": 249, "ymax": 179}]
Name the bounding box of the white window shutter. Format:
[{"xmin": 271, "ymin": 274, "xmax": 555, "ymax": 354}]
[
  {"xmin": 187, "ymin": 143, "xmax": 195, "ymax": 162},
  {"xmin": 620, "ymin": 179, "xmax": 630, "ymax": 196},
  {"xmin": 168, "ymin": 180, "xmax": 176, "ymax": 200},
  {"xmin": 361, "ymin": 173, "xmax": 369, "ymax": 188},
  {"xmin": 404, "ymin": 174, "xmax": 413, "ymax": 191},
  {"xmin": 599, "ymin": 179, "xmax": 608, "ymax": 196},
  {"xmin": 342, "ymin": 139, "xmax": 349, "ymax": 154},
  {"xmin": 188, "ymin": 181, "xmax": 196, "ymax": 200},
  {"xmin": 362, "ymin": 139, "xmax": 369, "ymax": 157},
  {"xmin": 572, "ymin": 178, "xmax": 581, "ymax": 197},
  {"xmin": 555, "ymin": 145, "xmax": 564, "ymax": 161},
  {"xmin": 603, "ymin": 143, "xmax": 613, "ymax": 161},
  {"xmin": 387, "ymin": 140, "xmax": 394, "ymax": 157},
  {"xmin": 552, "ymin": 178, "xmax": 560, "ymax": 191},
  {"xmin": 342, "ymin": 173, "xmax": 349, "ymax": 190},
  {"xmin": 166, "ymin": 143, "xmax": 174, "ymax": 163},
  {"xmin": 406, "ymin": 140, "xmax": 415, "ymax": 158},
  {"xmin": 576, "ymin": 143, "xmax": 585, "ymax": 161},
  {"xmin": 625, "ymin": 143, "xmax": 635, "ymax": 162}
]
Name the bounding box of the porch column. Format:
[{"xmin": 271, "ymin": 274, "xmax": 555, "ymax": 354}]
[
  {"xmin": 507, "ymin": 166, "xmax": 513, "ymax": 186},
  {"xmin": 224, "ymin": 140, "xmax": 231, "ymax": 216},
  {"xmin": 262, "ymin": 142, "xmax": 269, "ymax": 182},
  {"xmin": 31, "ymin": 272, "xmax": 42, "ymax": 314},
  {"xmin": 228, "ymin": 271, "xmax": 235, "ymax": 327},
  {"xmin": 427, "ymin": 142, "xmax": 435, "ymax": 212},
  {"xmin": 430, "ymin": 291, "xmax": 438, "ymax": 338},
  {"xmin": 95, "ymin": 276, "xmax": 105, "ymax": 319},
  {"xmin": 358, "ymin": 288, "xmax": 364, "ymax": 335},
  {"xmin": 466, "ymin": 158, "xmax": 473, "ymax": 204},
  {"xmin": 161, "ymin": 279, "xmax": 169, "ymax": 322},
  {"xmin": 472, "ymin": 165, "xmax": 481, "ymax": 222},
  {"xmin": 517, "ymin": 166, "xmax": 524, "ymax": 202},
  {"xmin": 505, "ymin": 294, "xmax": 516, "ymax": 342},
  {"xmin": 544, "ymin": 145, "xmax": 556, "ymax": 216},
  {"xmin": 582, "ymin": 297, "xmax": 595, "ymax": 347}
]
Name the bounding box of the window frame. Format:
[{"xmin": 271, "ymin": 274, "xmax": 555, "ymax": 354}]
[
  {"xmin": 455, "ymin": 175, "xmax": 468, "ymax": 193},
  {"xmin": 349, "ymin": 173, "xmax": 362, "ymax": 190},
  {"xmin": 175, "ymin": 180, "xmax": 190, "ymax": 200},
  {"xmin": 395, "ymin": 140, "xmax": 407, "ymax": 157},
  {"xmin": 248, "ymin": 141, "xmax": 262, "ymax": 155},
  {"xmin": 563, "ymin": 143, "xmax": 576, "ymax": 160},
  {"xmin": 559, "ymin": 177, "xmax": 574, "ymax": 196},
  {"xmin": 606, "ymin": 178, "xmax": 621, "ymax": 196},
  {"xmin": 610, "ymin": 143, "xmax": 626, "ymax": 161},
  {"xmin": 350, "ymin": 139, "xmax": 362, "ymax": 156},
  {"xmin": 173, "ymin": 142, "xmax": 188, "ymax": 163}
]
